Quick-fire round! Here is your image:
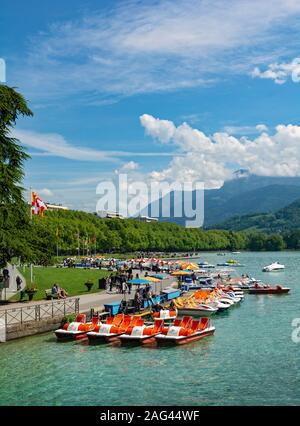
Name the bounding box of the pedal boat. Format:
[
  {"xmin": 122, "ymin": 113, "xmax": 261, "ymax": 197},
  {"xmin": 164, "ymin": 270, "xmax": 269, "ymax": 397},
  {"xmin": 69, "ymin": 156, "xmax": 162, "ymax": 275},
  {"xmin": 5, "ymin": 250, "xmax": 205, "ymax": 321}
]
[
  {"xmin": 87, "ymin": 314, "xmax": 139, "ymax": 344},
  {"xmin": 55, "ymin": 314, "xmax": 99, "ymax": 341},
  {"xmin": 155, "ymin": 316, "xmax": 215, "ymax": 346},
  {"xmin": 153, "ymin": 308, "xmax": 177, "ymax": 321},
  {"xmin": 119, "ymin": 318, "xmax": 164, "ymax": 345},
  {"xmin": 174, "ymin": 297, "xmax": 218, "ymax": 317}
]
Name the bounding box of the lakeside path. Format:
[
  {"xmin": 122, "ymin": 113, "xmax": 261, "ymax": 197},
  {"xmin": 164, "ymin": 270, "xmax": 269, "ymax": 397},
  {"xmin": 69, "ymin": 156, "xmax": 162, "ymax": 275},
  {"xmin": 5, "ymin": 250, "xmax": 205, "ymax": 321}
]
[{"xmin": 0, "ymin": 273, "xmax": 177, "ymax": 313}]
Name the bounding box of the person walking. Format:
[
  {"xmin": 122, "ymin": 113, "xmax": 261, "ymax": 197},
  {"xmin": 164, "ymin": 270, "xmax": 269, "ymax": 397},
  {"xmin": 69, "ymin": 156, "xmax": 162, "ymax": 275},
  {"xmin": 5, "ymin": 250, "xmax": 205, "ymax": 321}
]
[
  {"xmin": 134, "ymin": 288, "xmax": 142, "ymax": 313},
  {"xmin": 16, "ymin": 275, "xmax": 22, "ymax": 291}
]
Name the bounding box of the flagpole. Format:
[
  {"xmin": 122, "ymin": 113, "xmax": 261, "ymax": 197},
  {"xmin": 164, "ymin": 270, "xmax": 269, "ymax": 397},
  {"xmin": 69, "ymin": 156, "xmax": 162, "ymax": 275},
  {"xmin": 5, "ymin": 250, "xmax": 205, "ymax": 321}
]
[
  {"xmin": 29, "ymin": 186, "xmax": 33, "ymax": 284},
  {"xmin": 56, "ymin": 227, "xmax": 59, "ymax": 262}
]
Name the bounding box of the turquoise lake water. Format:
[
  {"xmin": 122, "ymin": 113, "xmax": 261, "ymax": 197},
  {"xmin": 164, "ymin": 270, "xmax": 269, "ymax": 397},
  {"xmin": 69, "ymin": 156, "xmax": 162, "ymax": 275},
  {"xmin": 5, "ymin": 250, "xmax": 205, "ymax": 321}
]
[{"xmin": 1, "ymin": 251, "xmax": 300, "ymax": 406}]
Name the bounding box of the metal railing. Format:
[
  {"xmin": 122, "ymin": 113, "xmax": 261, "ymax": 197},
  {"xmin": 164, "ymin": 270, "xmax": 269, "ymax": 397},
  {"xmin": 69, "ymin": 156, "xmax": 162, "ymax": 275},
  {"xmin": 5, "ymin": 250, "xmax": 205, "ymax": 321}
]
[{"xmin": 0, "ymin": 298, "xmax": 80, "ymax": 327}]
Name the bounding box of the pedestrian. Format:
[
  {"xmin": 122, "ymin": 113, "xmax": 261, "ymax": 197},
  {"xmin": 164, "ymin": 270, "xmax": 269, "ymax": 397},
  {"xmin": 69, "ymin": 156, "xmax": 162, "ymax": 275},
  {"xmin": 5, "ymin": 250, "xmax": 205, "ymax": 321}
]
[
  {"xmin": 127, "ymin": 281, "xmax": 132, "ymax": 295},
  {"xmin": 16, "ymin": 275, "xmax": 22, "ymax": 291},
  {"xmin": 134, "ymin": 288, "xmax": 142, "ymax": 313},
  {"xmin": 2, "ymin": 268, "xmax": 10, "ymax": 288}
]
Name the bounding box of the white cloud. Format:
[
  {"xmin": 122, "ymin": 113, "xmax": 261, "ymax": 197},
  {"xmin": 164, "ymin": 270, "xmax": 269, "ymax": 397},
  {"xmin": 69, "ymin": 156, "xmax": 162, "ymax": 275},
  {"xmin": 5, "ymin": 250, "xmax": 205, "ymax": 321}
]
[
  {"xmin": 13, "ymin": 128, "xmax": 177, "ymax": 161},
  {"xmin": 256, "ymin": 124, "xmax": 268, "ymax": 133},
  {"xmin": 120, "ymin": 161, "xmax": 139, "ymax": 171},
  {"xmin": 251, "ymin": 58, "xmax": 300, "ymax": 84},
  {"xmin": 223, "ymin": 124, "xmax": 269, "ymax": 135},
  {"xmin": 141, "ymin": 114, "xmax": 300, "ymax": 188},
  {"xmin": 12, "ymin": 0, "xmax": 300, "ymax": 101},
  {"xmin": 38, "ymin": 188, "xmax": 54, "ymax": 197}
]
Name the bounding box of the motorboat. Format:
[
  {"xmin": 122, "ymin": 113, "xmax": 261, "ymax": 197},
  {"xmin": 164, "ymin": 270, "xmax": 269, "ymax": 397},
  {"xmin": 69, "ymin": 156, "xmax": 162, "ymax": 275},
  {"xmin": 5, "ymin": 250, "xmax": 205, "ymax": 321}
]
[
  {"xmin": 249, "ymin": 284, "xmax": 290, "ymax": 294},
  {"xmin": 198, "ymin": 261, "xmax": 215, "ymax": 269},
  {"xmin": 155, "ymin": 316, "xmax": 215, "ymax": 345},
  {"xmin": 55, "ymin": 314, "xmax": 99, "ymax": 341},
  {"xmin": 119, "ymin": 319, "xmax": 164, "ymax": 345},
  {"xmin": 87, "ymin": 314, "xmax": 140, "ymax": 344},
  {"xmin": 262, "ymin": 262, "xmax": 285, "ymax": 272},
  {"xmin": 173, "ymin": 297, "xmax": 218, "ymax": 316}
]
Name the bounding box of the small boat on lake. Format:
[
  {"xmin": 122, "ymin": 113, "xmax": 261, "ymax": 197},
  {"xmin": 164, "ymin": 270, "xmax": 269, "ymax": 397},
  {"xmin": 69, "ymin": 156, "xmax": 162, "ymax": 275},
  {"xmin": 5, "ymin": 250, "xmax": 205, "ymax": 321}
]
[
  {"xmin": 119, "ymin": 319, "xmax": 164, "ymax": 345},
  {"xmin": 153, "ymin": 308, "xmax": 177, "ymax": 321},
  {"xmin": 155, "ymin": 316, "xmax": 215, "ymax": 345},
  {"xmin": 249, "ymin": 284, "xmax": 290, "ymax": 294},
  {"xmin": 262, "ymin": 262, "xmax": 285, "ymax": 272},
  {"xmin": 55, "ymin": 314, "xmax": 99, "ymax": 341},
  {"xmin": 198, "ymin": 261, "xmax": 215, "ymax": 269},
  {"xmin": 87, "ymin": 314, "xmax": 140, "ymax": 343},
  {"xmin": 173, "ymin": 296, "xmax": 218, "ymax": 316}
]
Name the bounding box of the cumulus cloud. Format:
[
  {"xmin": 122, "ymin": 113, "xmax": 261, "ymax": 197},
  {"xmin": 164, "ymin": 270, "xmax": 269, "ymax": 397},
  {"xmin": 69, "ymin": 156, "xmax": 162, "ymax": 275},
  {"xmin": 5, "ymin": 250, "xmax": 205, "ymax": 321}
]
[
  {"xmin": 140, "ymin": 114, "xmax": 300, "ymax": 188},
  {"xmin": 251, "ymin": 58, "xmax": 300, "ymax": 84},
  {"xmin": 120, "ymin": 161, "xmax": 139, "ymax": 171}
]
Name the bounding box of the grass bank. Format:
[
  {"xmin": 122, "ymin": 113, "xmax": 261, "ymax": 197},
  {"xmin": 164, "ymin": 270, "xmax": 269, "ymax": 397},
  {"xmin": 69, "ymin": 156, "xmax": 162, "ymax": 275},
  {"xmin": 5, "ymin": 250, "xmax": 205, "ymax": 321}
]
[{"xmin": 20, "ymin": 266, "xmax": 111, "ymax": 301}]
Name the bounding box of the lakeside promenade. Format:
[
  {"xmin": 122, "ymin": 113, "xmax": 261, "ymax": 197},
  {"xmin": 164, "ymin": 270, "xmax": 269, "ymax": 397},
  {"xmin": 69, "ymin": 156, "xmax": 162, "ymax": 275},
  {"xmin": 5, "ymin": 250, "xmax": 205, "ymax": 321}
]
[{"xmin": 0, "ymin": 272, "xmax": 176, "ymax": 313}]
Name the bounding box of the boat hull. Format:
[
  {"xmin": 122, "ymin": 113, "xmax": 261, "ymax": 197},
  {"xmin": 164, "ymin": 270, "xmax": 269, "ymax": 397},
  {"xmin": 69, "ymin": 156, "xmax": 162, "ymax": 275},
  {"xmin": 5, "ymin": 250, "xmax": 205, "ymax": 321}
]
[
  {"xmin": 87, "ymin": 332, "xmax": 125, "ymax": 344},
  {"xmin": 249, "ymin": 288, "xmax": 289, "ymax": 294},
  {"xmin": 55, "ymin": 330, "xmax": 88, "ymax": 341},
  {"xmin": 119, "ymin": 334, "xmax": 159, "ymax": 345},
  {"xmin": 177, "ymin": 307, "xmax": 217, "ymax": 317},
  {"xmin": 156, "ymin": 327, "xmax": 215, "ymax": 346}
]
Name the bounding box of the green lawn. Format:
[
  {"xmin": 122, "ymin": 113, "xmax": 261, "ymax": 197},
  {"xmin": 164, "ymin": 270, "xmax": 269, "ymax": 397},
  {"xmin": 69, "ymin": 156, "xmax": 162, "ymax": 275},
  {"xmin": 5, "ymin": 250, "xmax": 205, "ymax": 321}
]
[{"xmin": 20, "ymin": 266, "xmax": 110, "ymax": 301}]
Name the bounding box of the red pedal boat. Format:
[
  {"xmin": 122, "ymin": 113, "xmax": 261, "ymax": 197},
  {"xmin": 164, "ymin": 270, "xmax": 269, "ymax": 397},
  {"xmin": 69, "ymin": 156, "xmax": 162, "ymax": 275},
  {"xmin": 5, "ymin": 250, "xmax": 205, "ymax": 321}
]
[
  {"xmin": 249, "ymin": 284, "xmax": 290, "ymax": 294},
  {"xmin": 119, "ymin": 318, "xmax": 164, "ymax": 345},
  {"xmin": 55, "ymin": 314, "xmax": 99, "ymax": 341},
  {"xmin": 155, "ymin": 316, "xmax": 215, "ymax": 346},
  {"xmin": 87, "ymin": 314, "xmax": 141, "ymax": 343}
]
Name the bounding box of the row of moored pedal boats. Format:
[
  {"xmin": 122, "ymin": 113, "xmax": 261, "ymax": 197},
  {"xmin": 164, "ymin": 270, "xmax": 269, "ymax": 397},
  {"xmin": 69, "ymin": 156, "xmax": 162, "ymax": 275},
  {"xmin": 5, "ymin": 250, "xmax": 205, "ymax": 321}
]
[{"xmin": 55, "ymin": 312, "xmax": 215, "ymax": 346}]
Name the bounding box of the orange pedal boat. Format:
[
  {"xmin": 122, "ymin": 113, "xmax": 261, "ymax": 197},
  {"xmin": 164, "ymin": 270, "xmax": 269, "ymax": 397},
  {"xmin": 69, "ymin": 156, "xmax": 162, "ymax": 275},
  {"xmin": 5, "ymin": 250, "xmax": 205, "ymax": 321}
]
[
  {"xmin": 155, "ymin": 316, "xmax": 215, "ymax": 345},
  {"xmin": 87, "ymin": 314, "xmax": 141, "ymax": 343},
  {"xmin": 119, "ymin": 318, "xmax": 164, "ymax": 345},
  {"xmin": 55, "ymin": 314, "xmax": 99, "ymax": 341}
]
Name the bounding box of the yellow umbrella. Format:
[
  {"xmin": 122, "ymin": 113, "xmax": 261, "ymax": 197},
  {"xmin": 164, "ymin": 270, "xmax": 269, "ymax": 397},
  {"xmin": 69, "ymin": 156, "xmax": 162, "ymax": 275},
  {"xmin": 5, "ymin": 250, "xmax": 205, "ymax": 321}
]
[
  {"xmin": 171, "ymin": 270, "xmax": 191, "ymax": 276},
  {"xmin": 181, "ymin": 262, "xmax": 199, "ymax": 269},
  {"xmin": 143, "ymin": 276, "xmax": 160, "ymax": 282}
]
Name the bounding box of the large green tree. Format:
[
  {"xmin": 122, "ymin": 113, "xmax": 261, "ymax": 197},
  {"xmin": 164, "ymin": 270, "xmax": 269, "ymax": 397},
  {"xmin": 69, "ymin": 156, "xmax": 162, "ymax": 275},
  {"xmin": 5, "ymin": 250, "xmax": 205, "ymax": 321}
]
[{"xmin": 0, "ymin": 85, "xmax": 33, "ymax": 267}]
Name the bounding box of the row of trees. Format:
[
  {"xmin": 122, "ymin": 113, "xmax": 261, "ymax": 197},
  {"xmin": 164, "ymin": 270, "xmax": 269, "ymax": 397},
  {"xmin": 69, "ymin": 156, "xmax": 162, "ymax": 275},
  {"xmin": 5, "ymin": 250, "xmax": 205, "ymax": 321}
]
[{"xmin": 24, "ymin": 209, "xmax": 291, "ymax": 264}]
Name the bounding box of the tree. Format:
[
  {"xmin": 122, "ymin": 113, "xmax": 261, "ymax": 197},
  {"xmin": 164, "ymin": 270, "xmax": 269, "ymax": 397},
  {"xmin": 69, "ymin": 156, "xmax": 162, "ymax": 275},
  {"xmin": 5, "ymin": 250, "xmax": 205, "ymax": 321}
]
[{"xmin": 0, "ymin": 85, "xmax": 33, "ymax": 267}]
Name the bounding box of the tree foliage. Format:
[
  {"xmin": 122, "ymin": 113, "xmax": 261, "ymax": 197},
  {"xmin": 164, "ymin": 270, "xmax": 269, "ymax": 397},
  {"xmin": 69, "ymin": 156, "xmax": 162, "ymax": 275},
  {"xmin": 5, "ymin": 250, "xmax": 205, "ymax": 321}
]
[{"xmin": 0, "ymin": 85, "xmax": 33, "ymax": 267}]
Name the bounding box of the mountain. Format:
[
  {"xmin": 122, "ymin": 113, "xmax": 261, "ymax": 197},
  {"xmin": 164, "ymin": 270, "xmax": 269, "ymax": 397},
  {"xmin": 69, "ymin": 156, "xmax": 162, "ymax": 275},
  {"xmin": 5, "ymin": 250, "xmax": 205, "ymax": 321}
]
[
  {"xmin": 212, "ymin": 198, "xmax": 300, "ymax": 232},
  {"xmin": 143, "ymin": 174, "xmax": 300, "ymax": 227}
]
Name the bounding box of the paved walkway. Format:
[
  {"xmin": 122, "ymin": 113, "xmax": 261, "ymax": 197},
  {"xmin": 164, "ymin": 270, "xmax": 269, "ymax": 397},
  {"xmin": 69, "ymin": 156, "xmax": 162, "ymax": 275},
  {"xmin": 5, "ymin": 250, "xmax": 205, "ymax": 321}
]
[
  {"xmin": 0, "ymin": 264, "xmax": 26, "ymax": 301},
  {"xmin": 0, "ymin": 272, "xmax": 177, "ymax": 313}
]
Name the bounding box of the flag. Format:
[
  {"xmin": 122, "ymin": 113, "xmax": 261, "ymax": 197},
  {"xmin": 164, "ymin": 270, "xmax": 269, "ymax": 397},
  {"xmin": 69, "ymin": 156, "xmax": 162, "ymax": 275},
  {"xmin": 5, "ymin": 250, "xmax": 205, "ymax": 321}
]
[{"xmin": 31, "ymin": 192, "xmax": 47, "ymax": 217}]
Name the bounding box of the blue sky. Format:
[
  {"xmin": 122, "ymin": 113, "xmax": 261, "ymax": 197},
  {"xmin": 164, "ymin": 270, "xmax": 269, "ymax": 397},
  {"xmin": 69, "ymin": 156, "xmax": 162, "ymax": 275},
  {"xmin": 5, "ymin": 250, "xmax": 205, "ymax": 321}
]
[{"xmin": 2, "ymin": 0, "xmax": 300, "ymax": 211}]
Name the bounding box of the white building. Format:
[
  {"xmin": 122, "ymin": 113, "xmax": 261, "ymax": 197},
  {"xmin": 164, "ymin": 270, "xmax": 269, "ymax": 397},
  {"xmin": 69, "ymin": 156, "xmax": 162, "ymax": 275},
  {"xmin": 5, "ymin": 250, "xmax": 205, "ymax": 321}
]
[{"xmin": 45, "ymin": 203, "xmax": 69, "ymax": 211}]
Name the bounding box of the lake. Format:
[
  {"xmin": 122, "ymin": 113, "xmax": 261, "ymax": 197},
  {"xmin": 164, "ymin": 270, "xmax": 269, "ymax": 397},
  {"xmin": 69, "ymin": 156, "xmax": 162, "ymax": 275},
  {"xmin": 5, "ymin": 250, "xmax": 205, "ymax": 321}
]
[{"xmin": 1, "ymin": 251, "xmax": 300, "ymax": 406}]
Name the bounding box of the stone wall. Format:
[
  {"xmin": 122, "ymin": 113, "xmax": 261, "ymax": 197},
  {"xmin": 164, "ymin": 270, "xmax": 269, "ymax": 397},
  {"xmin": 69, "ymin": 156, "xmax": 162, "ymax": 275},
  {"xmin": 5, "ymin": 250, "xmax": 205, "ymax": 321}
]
[
  {"xmin": 6, "ymin": 316, "xmax": 63, "ymax": 341},
  {"xmin": 5, "ymin": 309, "xmax": 92, "ymax": 341}
]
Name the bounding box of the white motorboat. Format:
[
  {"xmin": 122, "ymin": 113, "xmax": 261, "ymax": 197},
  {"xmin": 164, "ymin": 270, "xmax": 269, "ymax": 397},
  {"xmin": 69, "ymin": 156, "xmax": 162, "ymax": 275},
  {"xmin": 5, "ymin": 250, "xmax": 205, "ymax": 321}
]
[
  {"xmin": 198, "ymin": 261, "xmax": 215, "ymax": 269},
  {"xmin": 176, "ymin": 304, "xmax": 218, "ymax": 317},
  {"xmin": 262, "ymin": 262, "xmax": 285, "ymax": 272}
]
